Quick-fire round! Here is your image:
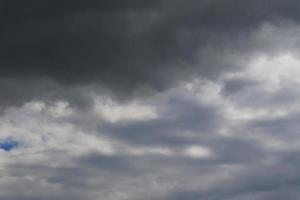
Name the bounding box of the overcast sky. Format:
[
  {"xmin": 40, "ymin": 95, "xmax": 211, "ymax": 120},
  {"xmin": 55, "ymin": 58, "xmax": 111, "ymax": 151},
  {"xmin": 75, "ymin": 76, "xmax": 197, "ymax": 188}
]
[{"xmin": 2, "ymin": 1, "xmax": 300, "ymax": 199}]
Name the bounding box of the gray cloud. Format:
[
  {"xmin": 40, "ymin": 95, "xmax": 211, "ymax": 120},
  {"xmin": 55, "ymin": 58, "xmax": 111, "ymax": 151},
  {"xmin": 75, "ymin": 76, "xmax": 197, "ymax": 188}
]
[
  {"xmin": 98, "ymin": 96, "xmax": 223, "ymax": 146},
  {"xmin": 2, "ymin": 1, "xmax": 300, "ymax": 200},
  {"xmin": 2, "ymin": 0, "xmax": 300, "ymax": 107}
]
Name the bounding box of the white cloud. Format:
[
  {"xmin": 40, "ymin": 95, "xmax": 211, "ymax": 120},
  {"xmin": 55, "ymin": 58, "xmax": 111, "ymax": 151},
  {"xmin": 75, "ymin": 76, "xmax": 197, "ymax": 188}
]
[
  {"xmin": 183, "ymin": 145, "xmax": 213, "ymax": 159},
  {"xmin": 94, "ymin": 97, "xmax": 158, "ymax": 123}
]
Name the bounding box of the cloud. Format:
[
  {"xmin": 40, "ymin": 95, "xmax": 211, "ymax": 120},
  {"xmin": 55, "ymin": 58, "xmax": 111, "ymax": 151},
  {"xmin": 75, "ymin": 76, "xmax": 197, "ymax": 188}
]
[
  {"xmin": 3, "ymin": 0, "xmax": 300, "ymax": 107},
  {"xmin": 2, "ymin": 1, "xmax": 300, "ymax": 199},
  {"xmin": 1, "ymin": 70, "xmax": 299, "ymax": 199}
]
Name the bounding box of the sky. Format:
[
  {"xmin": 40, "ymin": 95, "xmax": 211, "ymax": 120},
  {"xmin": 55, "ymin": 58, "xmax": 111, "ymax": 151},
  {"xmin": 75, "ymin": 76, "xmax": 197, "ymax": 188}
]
[{"xmin": 2, "ymin": 0, "xmax": 300, "ymax": 199}]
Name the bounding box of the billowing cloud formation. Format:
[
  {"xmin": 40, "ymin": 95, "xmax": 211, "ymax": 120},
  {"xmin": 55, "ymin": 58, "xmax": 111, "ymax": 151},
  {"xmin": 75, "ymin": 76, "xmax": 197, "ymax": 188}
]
[
  {"xmin": 2, "ymin": 0, "xmax": 300, "ymax": 106},
  {"xmin": 2, "ymin": 1, "xmax": 300, "ymax": 200}
]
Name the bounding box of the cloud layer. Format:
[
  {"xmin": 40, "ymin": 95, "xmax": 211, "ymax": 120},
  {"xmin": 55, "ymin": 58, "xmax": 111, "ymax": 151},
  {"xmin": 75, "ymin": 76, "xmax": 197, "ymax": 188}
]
[
  {"xmin": 2, "ymin": 1, "xmax": 300, "ymax": 199},
  {"xmin": 2, "ymin": 0, "xmax": 300, "ymax": 104}
]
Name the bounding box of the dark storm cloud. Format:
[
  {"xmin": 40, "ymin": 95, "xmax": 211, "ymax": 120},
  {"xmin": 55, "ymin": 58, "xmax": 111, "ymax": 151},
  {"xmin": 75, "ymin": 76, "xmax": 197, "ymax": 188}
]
[
  {"xmin": 2, "ymin": 0, "xmax": 300, "ymax": 106},
  {"xmin": 0, "ymin": 78, "xmax": 95, "ymax": 110}
]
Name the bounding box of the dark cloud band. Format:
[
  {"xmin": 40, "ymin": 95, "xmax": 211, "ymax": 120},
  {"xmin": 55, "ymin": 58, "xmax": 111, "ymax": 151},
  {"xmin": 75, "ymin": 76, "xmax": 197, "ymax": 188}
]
[{"xmin": 1, "ymin": 0, "xmax": 300, "ymax": 107}]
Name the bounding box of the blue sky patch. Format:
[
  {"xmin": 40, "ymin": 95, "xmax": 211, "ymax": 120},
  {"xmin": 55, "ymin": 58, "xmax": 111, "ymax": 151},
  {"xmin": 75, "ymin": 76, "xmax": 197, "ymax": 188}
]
[{"xmin": 0, "ymin": 139, "xmax": 19, "ymax": 152}]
